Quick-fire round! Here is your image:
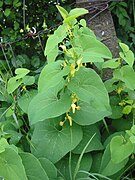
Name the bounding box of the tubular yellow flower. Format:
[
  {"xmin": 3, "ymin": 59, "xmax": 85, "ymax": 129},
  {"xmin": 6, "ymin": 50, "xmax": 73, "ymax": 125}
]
[
  {"xmin": 71, "ymin": 103, "xmax": 76, "ymax": 113},
  {"xmin": 68, "ymin": 115, "xmax": 73, "ymax": 126}
]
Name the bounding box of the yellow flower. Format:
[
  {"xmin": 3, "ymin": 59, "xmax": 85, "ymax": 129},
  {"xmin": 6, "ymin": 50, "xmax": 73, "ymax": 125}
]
[
  {"xmin": 66, "ymin": 112, "xmax": 73, "ymax": 126},
  {"xmin": 68, "ymin": 115, "xmax": 72, "ymax": 126},
  {"xmin": 70, "ymin": 63, "xmax": 76, "ymax": 77},
  {"xmin": 71, "ymin": 103, "xmax": 76, "ymax": 113},
  {"xmin": 117, "ymin": 87, "xmax": 123, "ymax": 94},
  {"xmin": 59, "ymin": 121, "xmax": 64, "ymax": 126},
  {"xmin": 76, "ymin": 106, "xmax": 80, "ymax": 111}
]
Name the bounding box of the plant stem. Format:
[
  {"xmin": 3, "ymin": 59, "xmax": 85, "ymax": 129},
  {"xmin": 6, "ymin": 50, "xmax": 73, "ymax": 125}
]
[{"xmin": 73, "ymin": 133, "xmax": 96, "ymax": 180}]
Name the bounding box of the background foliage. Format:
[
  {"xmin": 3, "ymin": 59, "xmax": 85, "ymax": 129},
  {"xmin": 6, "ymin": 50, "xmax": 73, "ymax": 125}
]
[{"xmin": 0, "ymin": 0, "xmax": 135, "ymax": 179}]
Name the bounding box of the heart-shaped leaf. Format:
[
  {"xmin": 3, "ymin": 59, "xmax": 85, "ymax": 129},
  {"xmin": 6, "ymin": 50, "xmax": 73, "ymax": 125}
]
[
  {"xmin": 68, "ymin": 67, "xmax": 111, "ymax": 125},
  {"xmin": 31, "ymin": 118, "xmax": 83, "ymax": 163},
  {"xmin": 28, "ymin": 83, "xmax": 72, "ymax": 125},
  {"xmin": 110, "ymin": 136, "xmax": 134, "ymax": 164},
  {"xmin": 38, "ymin": 61, "xmax": 69, "ymax": 93},
  {"xmin": 20, "ymin": 152, "xmax": 49, "ymax": 180}
]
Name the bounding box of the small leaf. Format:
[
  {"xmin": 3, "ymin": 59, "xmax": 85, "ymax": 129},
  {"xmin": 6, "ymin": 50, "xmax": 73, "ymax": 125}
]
[
  {"xmin": 64, "ymin": 8, "xmax": 88, "ymax": 23},
  {"xmin": 122, "ymin": 105, "xmax": 132, "ymax": 114},
  {"xmin": 79, "ymin": 19, "xmax": 86, "ymax": 27},
  {"xmin": 0, "ymin": 138, "xmax": 9, "ymax": 153},
  {"xmin": 45, "ymin": 24, "xmax": 67, "ymax": 63},
  {"xmin": 110, "ymin": 136, "xmax": 134, "ymax": 164},
  {"xmin": 102, "ymin": 59, "xmax": 119, "ymax": 69},
  {"xmin": 4, "ymin": 8, "xmax": 11, "ymax": 17},
  {"xmin": 114, "ymin": 65, "xmax": 135, "ymax": 90},
  {"xmin": 129, "ymin": 136, "xmax": 135, "ymax": 144},
  {"xmin": 7, "ymin": 68, "xmax": 30, "ymax": 94},
  {"xmin": 131, "ymin": 125, "xmax": 135, "ymax": 134},
  {"xmin": 0, "ymin": 1, "xmax": 3, "ymax": 7},
  {"xmin": 15, "ymin": 68, "xmax": 30, "ymax": 78},
  {"xmin": 7, "ymin": 78, "xmax": 22, "ymax": 94},
  {"xmin": 119, "ymin": 42, "xmax": 129, "ymax": 52},
  {"xmin": 125, "ymin": 99, "xmax": 133, "ymax": 105},
  {"xmin": 56, "ymin": 5, "xmax": 68, "ymax": 19},
  {"xmin": 119, "ymin": 43, "xmax": 134, "ymax": 67},
  {"xmin": 100, "ymin": 144, "xmax": 128, "ymax": 176}
]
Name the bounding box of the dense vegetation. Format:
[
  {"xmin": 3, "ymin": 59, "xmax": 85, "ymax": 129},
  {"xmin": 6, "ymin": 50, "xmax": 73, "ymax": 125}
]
[{"xmin": 0, "ymin": 0, "xmax": 135, "ymax": 179}]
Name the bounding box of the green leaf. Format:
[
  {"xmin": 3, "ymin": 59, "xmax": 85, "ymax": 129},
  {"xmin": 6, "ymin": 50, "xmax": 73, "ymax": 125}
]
[
  {"xmin": 131, "ymin": 125, "xmax": 135, "ymax": 134},
  {"xmin": 68, "ymin": 67, "xmax": 111, "ymax": 125},
  {"xmin": 0, "ymin": 1, "xmax": 3, "ymax": 7},
  {"xmin": 19, "ymin": 152, "xmax": 49, "ymax": 180},
  {"xmin": 73, "ymin": 125, "xmax": 103, "ymax": 154},
  {"xmin": 28, "ymin": 83, "xmax": 72, "ymax": 125},
  {"xmin": 56, "ymin": 5, "xmax": 68, "ymax": 19},
  {"xmin": 64, "ymin": 8, "xmax": 88, "ymax": 23},
  {"xmin": 119, "ymin": 42, "xmax": 129, "ymax": 52},
  {"xmin": 7, "ymin": 68, "xmax": 30, "ymax": 94},
  {"xmin": 5, "ymin": 0, "xmax": 12, "ymax": 4},
  {"xmin": 129, "ymin": 136, "xmax": 135, "ymax": 144},
  {"xmin": 91, "ymin": 152, "xmax": 102, "ymax": 173},
  {"xmin": 110, "ymin": 136, "xmax": 134, "ymax": 164},
  {"xmin": 114, "ymin": 65, "xmax": 135, "ymax": 90},
  {"xmin": 31, "ymin": 118, "xmax": 83, "ymax": 163},
  {"xmin": 99, "ymin": 144, "xmax": 128, "ymax": 176},
  {"xmin": 120, "ymin": 51, "xmax": 134, "ymax": 68},
  {"xmin": 102, "ymin": 59, "xmax": 120, "ymax": 69},
  {"xmin": 11, "ymin": 54, "xmax": 28, "ymax": 67},
  {"xmin": 79, "ymin": 19, "xmax": 87, "ymax": 27},
  {"xmin": 15, "ymin": 68, "xmax": 30, "ymax": 78},
  {"xmin": 18, "ymin": 90, "xmax": 37, "ymax": 113},
  {"xmin": 4, "ymin": 8, "xmax": 11, "ymax": 17},
  {"xmin": 56, "ymin": 153, "xmax": 92, "ymax": 179},
  {"xmin": 45, "ymin": 24, "xmax": 67, "ymax": 63},
  {"xmin": 75, "ymin": 35, "xmax": 112, "ymax": 62},
  {"xmin": 112, "ymin": 118, "xmax": 132, "ymax": 132},
  {"xmin": 7, "ymin": 78, "xmax": 22, "ymax": 94},
  {"xmin": 0, "ymin": 148, "xmax": 27, "ymax": 180},
  {"xmin": 22, "ymin": 76, "xmax": 35, "ymax": 85},
  {"xmin": 14, "ymin": 21, "xmax": 19, "ymax": 30},
  {"xmin": 122, "ymin": 105, "xmax": 132, "ymax": 114},
  {"xmin": 109, "ymin": 96, "xmax": 123, "ymax": 119},
  {"xmin": 119, "ymin": 43, "xmax": 134, "ymax": 67},
  {"xmin": 109, "ymin": 106, "xmax": 123, "ymax": 119},
  {"xmin": 0, "ymin": 138, "xmax": 9, "ymax": 153},
  {"xmin": 38, "ymin": 158, "xmax": 57, "ymax": 179},
  {"xmin": 38, "ymin": 61, "xmax": 69, "ymax": 93}
]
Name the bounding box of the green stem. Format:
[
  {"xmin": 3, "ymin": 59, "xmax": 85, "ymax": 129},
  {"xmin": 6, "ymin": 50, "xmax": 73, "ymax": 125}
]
[
  {"xmin": 119, "ymin": 161, "xmax": 135, "ymax": 179},
  {"xmin": 132, "ymin": 109, "xmax": 135, "ymax": 126},
  {"xmin": 1, "ymin": 45, "xmax": 13, "ymax": 76},
  {"xmin": 69, "ymin": 151, "xmax": 72, "ymax": 180},
  {"xmin": 103, "ymin": 118, "xmax": 110, "ymax": 134},
  {"xmin": 73, "ymin": 133, "xmax": 96, "ymax": 180},
  {"xmin": 133, "ymin": 0, "xmax": 135, "ymax": 26}
]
